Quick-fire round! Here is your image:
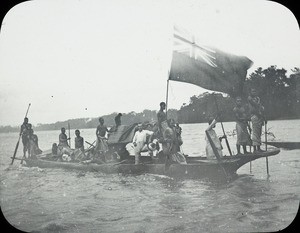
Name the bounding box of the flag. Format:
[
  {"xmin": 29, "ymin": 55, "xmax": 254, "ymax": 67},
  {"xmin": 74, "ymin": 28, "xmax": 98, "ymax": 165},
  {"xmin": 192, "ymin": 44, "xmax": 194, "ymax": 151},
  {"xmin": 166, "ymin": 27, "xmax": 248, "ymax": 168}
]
[{"xmin": 169, "ymin": 26, "xmax": 253, "ymax": 96}]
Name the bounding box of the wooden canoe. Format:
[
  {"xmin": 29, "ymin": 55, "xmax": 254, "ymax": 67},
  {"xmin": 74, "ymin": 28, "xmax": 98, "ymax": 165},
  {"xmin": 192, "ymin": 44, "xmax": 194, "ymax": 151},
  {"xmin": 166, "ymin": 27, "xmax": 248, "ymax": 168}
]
[{"xmin": 21, "ymin": 148, "xmax": 280, "ymax": 180}]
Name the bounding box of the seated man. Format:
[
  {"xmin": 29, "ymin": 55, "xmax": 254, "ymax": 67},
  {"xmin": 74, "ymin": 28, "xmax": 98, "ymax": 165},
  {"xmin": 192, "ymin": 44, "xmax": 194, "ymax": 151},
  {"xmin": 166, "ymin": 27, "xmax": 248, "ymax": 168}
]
[
  {"xmin": 126, "ymin": 123, "xmax": 154, "ymax": 164},
  {"xmin": 205, "ymin": 116, "xmax": 226, "ymax": 160}
]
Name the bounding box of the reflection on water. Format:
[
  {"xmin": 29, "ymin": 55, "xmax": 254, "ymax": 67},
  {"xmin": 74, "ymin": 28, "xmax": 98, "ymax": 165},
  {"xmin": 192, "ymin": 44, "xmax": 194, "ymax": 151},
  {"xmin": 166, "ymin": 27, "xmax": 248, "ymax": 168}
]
[{"xmin": 0, "ymin": 120, "xmax": 299, "ymax": 232}]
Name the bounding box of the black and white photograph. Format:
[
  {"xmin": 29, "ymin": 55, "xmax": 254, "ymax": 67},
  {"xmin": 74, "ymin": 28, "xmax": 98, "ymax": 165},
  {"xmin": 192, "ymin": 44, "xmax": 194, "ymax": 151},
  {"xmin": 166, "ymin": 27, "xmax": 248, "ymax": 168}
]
[{"xmin": 0, "ymin": 0, "xmax": 299, "ymax": 232}]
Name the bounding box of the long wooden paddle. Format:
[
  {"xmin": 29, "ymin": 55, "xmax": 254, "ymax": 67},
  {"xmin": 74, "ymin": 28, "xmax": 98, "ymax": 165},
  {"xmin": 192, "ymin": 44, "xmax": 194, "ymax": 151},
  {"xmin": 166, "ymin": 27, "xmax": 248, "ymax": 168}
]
[
  {"xmin": 68, "ymin": 122, "xmax": 71, "ymax": 148},
  {"xmin": 11, "ymin": 103, "xmax": 31, "ymax": 165},
  {"xmin": 213, "ymin": 93, "xmax": 232, "ymax": 156},
  {"xmin": 205, "ymin": 130, "xmax": 228, "ymax": 179},
  {"xmin": 265, "ymin": 121, "xmax": 269, "ymax": 176},
  {"xmin": 247, "ymin": 121, "xmax": 252, "ymax": 173},
  {"xmin": 85, "ymin": 140, "xmax": 96, "ymax": 149}
]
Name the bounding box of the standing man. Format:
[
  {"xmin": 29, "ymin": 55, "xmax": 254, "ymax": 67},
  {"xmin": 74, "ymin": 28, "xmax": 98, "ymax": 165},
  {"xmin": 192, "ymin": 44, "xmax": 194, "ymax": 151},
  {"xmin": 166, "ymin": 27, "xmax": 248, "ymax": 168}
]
[
  {"xmin": 27, "ymin": 129, "xmax": 42, "ymax": 158},
  {"xmin": 96, "ymin": 117, "xmax": 109, "ymax": 153},
  {"xmin": 20, "ymin": 117, "xmax": 30, "ymax": 159},
  {"xmin": 233, "ymin": 96, "xmax": 251, "ymax": 155},
  {"xmin": 248, "ymin": 88, "xmax": 265, "ymax": 153},
  {"xmin": 115, "ymin": 113, "xmax": 122, "ymax": 128},
  {"xmin": 59, "ymin": 127, "xmax": 70, "ymax": 148},
  {"xmin": 157, "ymin": 102, "xmax": 167, "ymax": 136}
]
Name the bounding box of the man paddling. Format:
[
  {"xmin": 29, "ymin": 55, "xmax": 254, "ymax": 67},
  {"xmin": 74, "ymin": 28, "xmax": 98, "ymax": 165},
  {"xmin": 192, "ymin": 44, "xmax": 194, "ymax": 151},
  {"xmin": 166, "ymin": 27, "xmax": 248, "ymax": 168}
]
[{"xmin": 20, "ymin": 117, "xmax": 31, "ymax": 159}]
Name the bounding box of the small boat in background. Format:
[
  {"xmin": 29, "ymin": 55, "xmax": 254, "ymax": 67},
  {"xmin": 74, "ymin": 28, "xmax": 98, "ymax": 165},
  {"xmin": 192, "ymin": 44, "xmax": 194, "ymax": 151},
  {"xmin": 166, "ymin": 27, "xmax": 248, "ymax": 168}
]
[{"xmin": 264, "ymin": 141, "xmax": 300, "ymax": 150}]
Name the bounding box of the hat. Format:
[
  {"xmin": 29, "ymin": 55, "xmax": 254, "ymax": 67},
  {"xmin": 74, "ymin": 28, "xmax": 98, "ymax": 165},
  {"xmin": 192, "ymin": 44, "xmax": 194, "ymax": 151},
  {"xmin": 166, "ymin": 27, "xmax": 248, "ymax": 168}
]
[{"xmin": 147, "ymin": 142, "xmax": 156, "ymax": 151}]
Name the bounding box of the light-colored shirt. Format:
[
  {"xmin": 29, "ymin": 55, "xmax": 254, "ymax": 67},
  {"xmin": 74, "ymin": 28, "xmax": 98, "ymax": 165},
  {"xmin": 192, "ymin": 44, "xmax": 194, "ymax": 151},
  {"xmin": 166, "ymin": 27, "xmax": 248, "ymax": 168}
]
[{"xmin": 133, "ymin": 130, "xmax": 153, "ymax": 145}]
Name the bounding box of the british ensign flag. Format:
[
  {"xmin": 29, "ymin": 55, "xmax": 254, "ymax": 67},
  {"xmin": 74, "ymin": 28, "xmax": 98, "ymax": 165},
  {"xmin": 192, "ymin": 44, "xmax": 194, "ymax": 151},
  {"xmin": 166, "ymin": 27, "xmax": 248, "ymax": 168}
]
[{"xmin": 169, "ymin": 25, "xmax": 253, "ymax": 96}]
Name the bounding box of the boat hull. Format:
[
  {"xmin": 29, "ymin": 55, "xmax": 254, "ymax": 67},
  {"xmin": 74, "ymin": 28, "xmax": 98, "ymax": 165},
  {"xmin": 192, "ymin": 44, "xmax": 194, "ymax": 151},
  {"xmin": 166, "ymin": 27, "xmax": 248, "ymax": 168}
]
[
  {"xmin": 24, "ymin": 148, "xmax": 280, "ymax": 179},
  {"xmin": 265, "ymin": 141, "xmax": 300, "ymax": 150}
]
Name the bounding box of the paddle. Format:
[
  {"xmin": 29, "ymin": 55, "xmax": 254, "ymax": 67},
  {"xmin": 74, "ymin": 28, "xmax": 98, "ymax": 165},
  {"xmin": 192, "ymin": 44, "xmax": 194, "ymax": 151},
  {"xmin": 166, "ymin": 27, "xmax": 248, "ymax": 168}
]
[
  {"xmin": 213, "ymin": 93, "xmax": 232, "ymax": 156},
  {"xmin": 265, "ymin": 120, "xmax": 269, "ymax": 176},
  {"xmin": 247, "ymin": 121, "xmax": 252, "ymax": 173},
  {"xmin": 85, "ymin": 140, "xmax": 96, "ymax": 149},
  {"xmin": 205, "ymin": 130, "xmax": 228, "ymax": 179},
  {"xmin": 11, "ymin": 103, "xmax": 31, "ymax": 165},
  {"xmin": 68, "ymin": 122, "xmax": 71, "ymax": 148}
]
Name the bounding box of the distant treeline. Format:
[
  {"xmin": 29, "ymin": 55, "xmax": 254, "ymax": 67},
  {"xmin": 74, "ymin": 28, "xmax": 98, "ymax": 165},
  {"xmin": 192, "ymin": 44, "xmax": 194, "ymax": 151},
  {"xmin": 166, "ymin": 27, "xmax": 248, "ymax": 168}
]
[
  {"xmin": 0, "ymin": 109, "xmax": 178, "ymax": 133},
  {"xmin": 177, "ymin": 66, "xmax": 300, "ymax": 123},
  {"xmin": 1, "ymin": 66, "xmax": 299, "ymax": 133}
]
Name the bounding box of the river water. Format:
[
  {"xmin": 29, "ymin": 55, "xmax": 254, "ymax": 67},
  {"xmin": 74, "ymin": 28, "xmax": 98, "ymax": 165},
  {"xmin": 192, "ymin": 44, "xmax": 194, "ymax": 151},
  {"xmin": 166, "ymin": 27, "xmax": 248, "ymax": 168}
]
[{"xmin": 0, "ymin": 119, "xmax": 299, "ymax": 232}]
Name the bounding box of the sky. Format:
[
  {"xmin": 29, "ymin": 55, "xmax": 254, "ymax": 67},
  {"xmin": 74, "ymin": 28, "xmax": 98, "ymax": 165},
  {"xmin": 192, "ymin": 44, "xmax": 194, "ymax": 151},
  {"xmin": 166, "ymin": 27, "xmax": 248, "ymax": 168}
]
[{"xmin": 0, "ymin": 0, "xmax": 299, "ymax": 127}]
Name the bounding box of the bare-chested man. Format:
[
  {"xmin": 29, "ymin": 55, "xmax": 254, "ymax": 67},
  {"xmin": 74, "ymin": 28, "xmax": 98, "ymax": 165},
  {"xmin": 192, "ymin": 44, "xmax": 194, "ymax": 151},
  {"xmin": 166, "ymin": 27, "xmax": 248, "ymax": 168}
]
[
  {"xmin": 96, "ymin": 117, "xmax": 109, "ymax": 153},
  {"xmin": 157, "ymin": 102, "xmax": 167, "ymax": 136}
]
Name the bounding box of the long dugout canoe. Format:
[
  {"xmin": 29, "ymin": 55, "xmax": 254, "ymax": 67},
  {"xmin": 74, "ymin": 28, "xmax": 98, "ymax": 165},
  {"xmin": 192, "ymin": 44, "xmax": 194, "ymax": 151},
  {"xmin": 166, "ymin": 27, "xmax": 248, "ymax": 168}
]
[{"xmin": 22, "ymin": 148, "xmax": 280, "ymax": 179}]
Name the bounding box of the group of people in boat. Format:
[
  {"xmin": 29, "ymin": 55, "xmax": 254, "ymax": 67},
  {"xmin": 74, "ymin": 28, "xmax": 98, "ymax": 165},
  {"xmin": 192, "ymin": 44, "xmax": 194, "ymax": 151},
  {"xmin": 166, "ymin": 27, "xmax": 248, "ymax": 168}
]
[
  {"xmin": 206, "ymin": 88, "xmax": 267, "ymax": 160},
  {"xmin": 19, "ymin": 87, "xmax": 266, "ymax": 164}
]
